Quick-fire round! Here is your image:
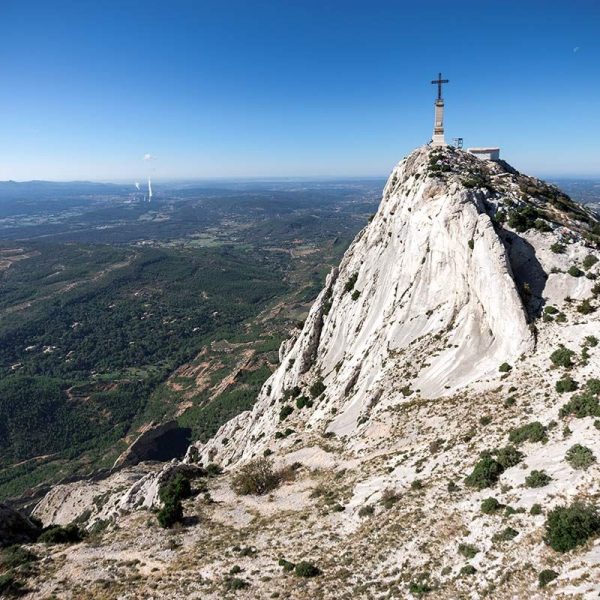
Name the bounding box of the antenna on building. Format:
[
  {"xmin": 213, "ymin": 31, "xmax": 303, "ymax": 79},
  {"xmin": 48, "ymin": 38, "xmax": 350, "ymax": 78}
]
[{"xmin": 452, "ymin": 137, "xmax": 464, "ymax": 149}]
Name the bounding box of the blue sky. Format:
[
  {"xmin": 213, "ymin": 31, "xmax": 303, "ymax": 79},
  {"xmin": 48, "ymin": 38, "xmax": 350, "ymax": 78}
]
[{"xmin": 0, "ymin": 0, "xmax": 598, "ymax": 181}]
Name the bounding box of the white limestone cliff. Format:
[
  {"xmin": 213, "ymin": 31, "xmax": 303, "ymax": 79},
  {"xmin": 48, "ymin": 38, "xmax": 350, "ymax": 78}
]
[{"xmin": 190, "ymin": 145, "xmax": 551, "ymax": 466}]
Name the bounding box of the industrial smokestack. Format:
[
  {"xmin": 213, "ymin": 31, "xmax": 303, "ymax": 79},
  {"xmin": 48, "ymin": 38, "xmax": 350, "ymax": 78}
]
[{"xmin": 148, "ymin": 178, "xmax": 153, "ymax": 202}]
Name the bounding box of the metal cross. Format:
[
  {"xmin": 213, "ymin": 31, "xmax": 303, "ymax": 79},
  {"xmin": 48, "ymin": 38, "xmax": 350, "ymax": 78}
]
[{"xmin": 431, "ymin": 72, "xmax": 449, "ymax": 101}]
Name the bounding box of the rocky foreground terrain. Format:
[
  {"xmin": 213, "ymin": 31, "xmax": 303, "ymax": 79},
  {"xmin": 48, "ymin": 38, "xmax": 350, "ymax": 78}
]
[{"xmin": 3, "ymin": 144, "xmax": 600, "ymax": 599}]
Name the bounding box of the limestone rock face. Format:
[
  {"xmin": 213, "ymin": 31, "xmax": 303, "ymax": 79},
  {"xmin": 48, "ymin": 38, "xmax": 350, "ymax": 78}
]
[{"xmin": 193, "ymin": 145, "xmax": 590, "ymax": 466}]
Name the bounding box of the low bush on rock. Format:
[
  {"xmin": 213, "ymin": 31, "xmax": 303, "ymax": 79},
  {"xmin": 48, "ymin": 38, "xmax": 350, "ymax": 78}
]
[
  {"xmin": 481, "ymin": 497, "xmax": 504, "ymax": 514},
  {"xmin": 556, "ymin": 376, "xmax": 578, "ymax": 393},
  {"xmin": 559, "ymin": 392, "xmax": 600, "ymax": 418},
  {"xmin": 38, "ymin": 523, "xmax": 84, "ymax": 545},
  {"xmin": 465, "ymin": 455, "xmax": 503, "ymax": 489},
  {"xmin": 294, "ymin": 561, "xmax": 321, "ymax": 577},
  {"xmin": 550, "ymin": 346, "xmax": 576, "ymax": 368},
  {"xmin": 458, "ymin": 543, "xmax": 478, "ymax": 558},
  {"xmin": 508, "ymin": 421, "xmax": 547, "ymax": 445},
  {"xmin": 544, "ymin": 502, "xmax": 600, "ymax": 552},
  {"xmin": 565, "ymin": 444, "xmax": 596, "ymax": 470},
  {"xmin": 525, "ymin": 470, "xmax": 552, "ymax": 488},
  {"xmin": 538, "ymin": 569, "xmax": 558, "ymax": 588},
  {"xmin": 232, "ymin": 458, "xmax": 282, "ymax": 496},
  {"xmin": 492, "ymin": 527, "xmax": 519, "ymax": 543}
]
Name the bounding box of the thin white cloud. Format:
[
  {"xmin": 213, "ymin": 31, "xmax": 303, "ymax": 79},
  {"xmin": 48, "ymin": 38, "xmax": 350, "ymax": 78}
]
[
  {"xmin": 573, "ymin": 46, "xmax": 580, "ymax": 53},
  {"xmin": 143, "ymin": 153, "xmax": 154, "ymax": 161}
]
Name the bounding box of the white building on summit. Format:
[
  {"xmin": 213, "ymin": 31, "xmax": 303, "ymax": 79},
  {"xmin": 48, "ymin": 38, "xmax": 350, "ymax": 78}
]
[
  {"xmin": 431, "ymin": 72, "xmax": 449, "ymax": 147},
  {"xmin": 468, "ymin": 147, "xmax": 501, "ymax": 161}
]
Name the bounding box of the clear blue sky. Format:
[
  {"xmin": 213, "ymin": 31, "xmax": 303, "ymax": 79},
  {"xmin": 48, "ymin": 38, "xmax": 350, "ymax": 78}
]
[{"xmin": 0, "ymin": 0, "xmax": 598, "ymax": 181}]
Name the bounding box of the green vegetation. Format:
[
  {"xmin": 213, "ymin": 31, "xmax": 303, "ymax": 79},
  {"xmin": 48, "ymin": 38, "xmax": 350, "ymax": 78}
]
[
  {"xmin": 508, "ymin": 421, "xmax": 547, "ymax": 445},
  {"xmin": 494, "ymin": 445, "xmax": 524, "ymax": 469},
  {"xmin": 565, "ymin": 444, "xmax": 596, "ymax": 470},
  {"xmin": 38, "ymin": 523, "xmax": 84, "ymax": 544},
  {"xmin": 531, "ymin": 503, "xmax": 543, "ymax": 516},
  {"xmin": 498, "ymin": 362, "xmax": 512, "ymax": 373},
  {"xmin": 559, "ymin": 381, "xmax": 600, "ymax": 418},
  {"xmin": 550, "ymin": 242, "xmax": 566, "ymax": 254},
  {"xmin": 309, "ymin": 378, "xmax": 326, "ymax": 398},
  {"xmin": 231, "ymin": 458, "xmax": 281, "ymax": 496},
  {"xmin": 544, "ymin": 502, "xmax": 600, "ymax": 552},
  {"xmin": 465, "ymin": 455, "xmax": 504, "ymax": 490},
  {"xmin": 556, "ymin": 376, "xmax": 578, "ymax": 393},
  {"xmin": 344, "ymin": 272, "xmax": 358, "ymax": 294},
  {"xmin": 550, "ymin": 346, "xmax": 576, "ymax": 368},
  {"xmin": 157, "ymin": 473, "xmax": 192, "ymax": 528},
  {"xmin": 583, "ymin": 254, "xmax": 598, "ymax": 269},
  {"xmin": 294, "ymin": 561, "xmax": 321, "ymax": 577},
  {"xmin": 481, "ymin": 497, "xmax": 504, "ymax": 514},
  {"xmin": 279, "ymin": 405, "xmax": 294, "ymax": 421},
  {"xmin": 458, "ymin": 543, "xmax": 479, "ymax": 559},
  {"xmin": 538, "ymin": 569, "xmax": 559, "ymax": 588},
  {"xmin": 577, "ymin": 299, "xmax": 596, "ymax": 315},
  {"xmin": 525, "ymin": 470, "xmax": 552, "ymax": 488},
  {"xmin": 492, "ymin": 527, "xmax": 519, "ymax": 543},
  {"xmin": 568, "ymin": 265, "xmax": 584, "ymax": 278}
]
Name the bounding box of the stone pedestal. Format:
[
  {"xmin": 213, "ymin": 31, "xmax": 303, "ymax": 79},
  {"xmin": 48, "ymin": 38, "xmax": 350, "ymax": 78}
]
[{"xmin": 432, "ymin": 100, "xmax": 446, "ymax": 147}]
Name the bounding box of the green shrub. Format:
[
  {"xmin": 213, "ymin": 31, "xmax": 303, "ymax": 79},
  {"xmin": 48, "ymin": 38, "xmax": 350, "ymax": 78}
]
[
  {"xmin": 586, "ymin": 335, "xmax": 599, "ymax": 347},
  {"xmin": 577, "ymin": 299, "xmax": 596, "ymax": 315},
  {"xmin": 295, "ymin": 395, "xmax": 312, "ymax": 409},
  {"xmin": 583, "ymin": 254, "xmax": 598, "ymax": 269},
  {"xmin": 458, "ymin": 543, "xmax": 479, "ymax": 558},
  {"xmin": 494, "ymin": 445, "xmax": 524, "ymax": 469},
  {"xmin": 492, "ymin": 527, "xmax": 519, "ymax": 543},
  {"xmin": 465, "ymin": 456, "xmax": 504, "ymax": 489},
  {"xmin": 525, "ymin": 470, "xmax": 552, "ymax": 488},
  {"xmin": 568, "ymin": 265, "xmax": 584, "ymax": 278},
  {"xmin": 544, "ymin": 502, "xmax": 600, "ymax": 552},
  {"xmin": 530, "ymin": 503, "xmax": 543, "ymax": 516},
  {"xmin": 408, "ymin": 581, "xmax": 433, "ymax": 596},
  {"xmin": 481, "ymin": 497, "xmax": 503, "ymax": 514},
  {"xmin": 344, "ymin": 273, "xmax": 358, "ymax": 293},
  {"xmin": 550, "ymin": 346, "xmax": 576, "ymax": 368},
  {"xmin": 588, "ymin": 378, "xmax": 600, "ymax": 394},
  {"xmin": 206, "ymin": 463, "xmax": 223, "ymax": 477},
  {"xmin": 231, "ymin": 458, "xmax": 281, "ymax": 496},
  {"xmin": 555, "ymin": 376, "xmax": 578, "ymax": 393},
  {"xmin": 278, "ymin": 558, "xmax": 295, "ymax": 572},
  {"xmin": 309, "ymin": 379, "xmax": 326, "ymax": 398},
  {"xmin": 159, "ymin": 473, "xmax": 192, "ymax": 505},
  {"xmin": 538, "ymin": 569, "xmax": 558, "ymax": 588},
  {"xmin": 279, "ymin": 405, "xmax": 294, "ymax": 421},
  {"xmin": 468, "ymin": 239, "xmax": 474, "ymax": 250},
  {"xmin": 509, "ymin": 421, "xmax": 547, "ymax": 445},
  {"xmin": 225, "ymin": 577, "xmax": 249, "ymax": 590},
  {"xmin": 351, "ymin": 289, "xmax": 361, "ymax": 301},
  {"xmin": 0, "ymin": 545, "xmax": 37, "ymax": 569},
  {"xmin": 157, "ymin": 499, "xmax": 183, "ymax": 528},
  {"xmin": 565, "ymin": 444, "xmax": 596, "ymax": 470},
  {"xmin": 544, "ymin": 305, "xmax": 559, "ymax": 315},
  {"xmin": 550, "ymin": 242, "xmax": 566, "ymax": 254},
  {"xmin": 294, "ymin": 561, "xmax": 321, "ymax": 577},
  {"xmin": 358, "ymin": 504, "xmax": 375, "ymax": 518},
  {"xmin": 559, "ymin": 391, "xmax": 600, "ymax": 418},
  {"xmin": 499, "ymin": 362, "xmax": 512, "ymax": 373},
  {"xmin": 38, "ymin": 523, "xmax": 83, "ymax": 544}
]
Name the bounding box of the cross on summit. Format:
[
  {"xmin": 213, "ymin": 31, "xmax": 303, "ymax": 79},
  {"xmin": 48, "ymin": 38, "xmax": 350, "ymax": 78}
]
[
  {"xmin": 431, "ymin": 72, "xmax": 449, "ymax": 147},
  {"xmin": 431, "ymin": 72, "xmax": 449, "ymax": 101}
]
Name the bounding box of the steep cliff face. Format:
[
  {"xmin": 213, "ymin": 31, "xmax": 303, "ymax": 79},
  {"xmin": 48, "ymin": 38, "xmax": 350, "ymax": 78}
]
[{"xmin": 193, "ymin": 145, "xmax": 548, "ymax": 465}]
